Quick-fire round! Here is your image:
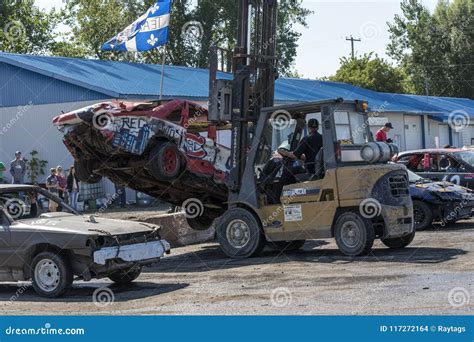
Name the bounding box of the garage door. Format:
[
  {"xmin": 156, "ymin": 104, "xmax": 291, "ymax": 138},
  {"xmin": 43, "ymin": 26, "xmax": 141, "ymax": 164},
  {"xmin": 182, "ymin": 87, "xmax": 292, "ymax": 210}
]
[
  {"xmin": 438, "ymin": 124, "xmax": 450, "ymax": 147},
  {"xmin": 404, "ymin": 115, "xmax": 422, "ymax": 150}
]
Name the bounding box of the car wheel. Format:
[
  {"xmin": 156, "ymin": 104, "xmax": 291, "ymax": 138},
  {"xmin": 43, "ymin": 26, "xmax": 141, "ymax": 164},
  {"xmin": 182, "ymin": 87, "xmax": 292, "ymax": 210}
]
[
  {"xmin": 381, "ymin": 231, "xmax": 415, "ymax": 249},
  {"xmin": 108, "ymin": 267, "xmax": 142, "ymax": 284},
  {"xmin": 268, "ymin": 240, "xmax": 306, "ymax": 252},
  {"xmin": 31, "ymin": 251, "xmax": 73, "ymax": 298},
  {"xmin": 149, "ymin": 142, "xmax": 183, "ymax": 181},
  {"xmin": 216, "ymin": 208, "xmax": 266, "ymax": 258},
  {"xmin": 334, "ymin": 212, "xmax": 375, "ymax": 256},
  {"xmin": 413, "ymin": 200, "xmax": 433, "ymax": 231},
  {"xmin": 74, "ymin": 160, "xmax": 102, "ymax": 184}
]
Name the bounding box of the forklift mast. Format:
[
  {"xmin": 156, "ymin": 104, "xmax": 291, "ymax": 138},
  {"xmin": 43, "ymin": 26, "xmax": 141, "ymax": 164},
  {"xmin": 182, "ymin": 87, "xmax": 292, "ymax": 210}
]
[{"xmin": 209, "ymin": 0, "xmax": 278, "ymax": 197}]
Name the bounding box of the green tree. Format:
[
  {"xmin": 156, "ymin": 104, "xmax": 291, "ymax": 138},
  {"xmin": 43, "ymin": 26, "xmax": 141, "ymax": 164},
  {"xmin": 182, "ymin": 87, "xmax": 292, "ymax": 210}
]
[
  {"xmin": 0, "ymin": 0, "xmax": 56, "ymax": 54},
  {"xmin": 387, "ymin": 0, "xmax": 474, "ymax": 98},
  {"xmin": 329, "ymin": 53, "xmax": 409, "ymax": 93},
  {"xmin": 60, "ymin": 0, "xmax": 312, "ymax": 75}
]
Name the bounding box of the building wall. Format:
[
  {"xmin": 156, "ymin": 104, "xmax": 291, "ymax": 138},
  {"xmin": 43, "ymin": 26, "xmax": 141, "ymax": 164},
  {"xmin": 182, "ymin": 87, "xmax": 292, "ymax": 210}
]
[{"xmin": 0, "ymin": 63, "xmax": 110, "ymax": 107}]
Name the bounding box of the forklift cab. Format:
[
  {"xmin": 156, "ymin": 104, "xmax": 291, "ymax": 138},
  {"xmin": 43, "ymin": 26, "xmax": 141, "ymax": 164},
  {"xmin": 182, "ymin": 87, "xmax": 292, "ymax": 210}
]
[
  {"xmin": 217, "ymin": 99, "xmax": 414, "ymax": 259},
  {"xmin": 255, "ymin": 99, "xmax": 373, "ymax": 203}
]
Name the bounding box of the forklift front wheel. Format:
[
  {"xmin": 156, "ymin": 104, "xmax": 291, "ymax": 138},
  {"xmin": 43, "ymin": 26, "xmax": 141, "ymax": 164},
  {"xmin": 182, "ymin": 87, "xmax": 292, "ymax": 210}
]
[
  {"xmin": 334, "ymin": 212, "xmax": 375, "ymax": 256},
  {"xmin": 216, "ymin": 208, "xmax": 266, "ymax": 259}
]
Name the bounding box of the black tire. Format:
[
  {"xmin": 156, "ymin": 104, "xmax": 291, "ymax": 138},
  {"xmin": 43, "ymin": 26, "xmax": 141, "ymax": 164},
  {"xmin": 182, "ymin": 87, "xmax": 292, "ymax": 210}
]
[
  {"xmin": 216, "ymin": 207, "xmax": 266, "ymax": 258},
  {"xmin": 334, "ymin": 211, "xmax": 375, "ymax": 256},
  {"xmin": 30, "ymin": 251, "xmax": 73, "ymax": 298},
  {"xmin": 149, "ymin": 142, "xmax": 183, "ymax": 181},
  {"xmin": 268, "ymin": 240, "xmax": 306, "ymax": 252},
  {"xmin": 108, "ymin": 267, "xmax": 142, "ymax": 284},
  {"xmin": 74, "ymin": 160, "xmax": 102, "ymax": 184},
  {"xmin": 413, "ymin": 200, "xmax": 433, "ymax": 231},
  {"xmin": 186, "ymin": 215, "xmax": 215, "ymax": 231},
  {"xmin": 381, "ymin": 231, "xmax": 415, "ymax": 249}
]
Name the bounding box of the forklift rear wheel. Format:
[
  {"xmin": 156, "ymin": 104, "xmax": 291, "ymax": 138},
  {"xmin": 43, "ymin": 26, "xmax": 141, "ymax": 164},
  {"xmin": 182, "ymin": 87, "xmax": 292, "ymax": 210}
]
[
  {"xmin": 381, "ymin": 231, "xmax": 415, "ymax": 249},
  {"xmin": 334, "ymin": 212, "xmax": 375, "ymax": 256},
  {"xmin": 149, "ymin": 142, "xmax": 182, "ymax": 181},
  {"xmin": 216, "ymin": 208, "xmax": 266, "ymax": 258},
  {"xmin": 268, "ymin": 240, "xmax": 306, "ymax": 252}
]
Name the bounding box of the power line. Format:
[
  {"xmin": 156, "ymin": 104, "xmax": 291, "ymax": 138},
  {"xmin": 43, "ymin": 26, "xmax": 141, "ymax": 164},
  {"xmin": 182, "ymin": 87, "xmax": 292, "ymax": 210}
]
[{"xmin": 345, "ymin": 36, "xmax": 361, "ymax": 59}]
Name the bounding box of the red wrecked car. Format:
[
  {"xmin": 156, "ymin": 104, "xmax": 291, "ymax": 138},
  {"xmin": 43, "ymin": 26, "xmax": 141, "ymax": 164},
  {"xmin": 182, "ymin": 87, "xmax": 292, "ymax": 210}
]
[{"xmin": 53, "ymin": 99, "xmax": 230, "ymax": 230}]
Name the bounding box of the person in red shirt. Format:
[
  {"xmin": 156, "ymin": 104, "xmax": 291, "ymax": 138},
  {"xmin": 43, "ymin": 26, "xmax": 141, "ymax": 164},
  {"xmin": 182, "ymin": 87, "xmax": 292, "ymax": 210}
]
[{"xmin": 375, "ymin": 122, "xmax": 394, "ymax": 143}]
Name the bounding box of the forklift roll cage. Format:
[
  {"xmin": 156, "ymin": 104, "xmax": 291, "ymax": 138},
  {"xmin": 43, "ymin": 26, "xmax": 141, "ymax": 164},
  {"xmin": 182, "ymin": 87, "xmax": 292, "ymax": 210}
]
[{"xmin": 230, "ymin": 99, "xmax": 372, "ymax": 208}]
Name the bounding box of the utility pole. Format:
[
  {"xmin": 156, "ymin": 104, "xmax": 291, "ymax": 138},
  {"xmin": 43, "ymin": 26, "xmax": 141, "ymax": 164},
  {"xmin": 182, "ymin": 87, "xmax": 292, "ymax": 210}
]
[{"xmin": 345, "ymin": 36, "xmax": 361, "ymax": 59}]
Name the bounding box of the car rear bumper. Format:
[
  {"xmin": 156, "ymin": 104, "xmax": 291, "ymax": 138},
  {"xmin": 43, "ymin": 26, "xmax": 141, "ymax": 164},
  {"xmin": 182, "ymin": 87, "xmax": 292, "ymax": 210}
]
[{"xmin": 93, "ymin": 240, "xmax": 171, "ymax": 266}]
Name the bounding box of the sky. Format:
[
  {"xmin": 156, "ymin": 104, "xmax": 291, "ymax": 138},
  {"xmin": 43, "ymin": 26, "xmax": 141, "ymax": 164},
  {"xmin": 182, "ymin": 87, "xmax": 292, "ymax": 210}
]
[{"xmin": 34, "ymin": 0, "xmax": 438, "ymax": 79}]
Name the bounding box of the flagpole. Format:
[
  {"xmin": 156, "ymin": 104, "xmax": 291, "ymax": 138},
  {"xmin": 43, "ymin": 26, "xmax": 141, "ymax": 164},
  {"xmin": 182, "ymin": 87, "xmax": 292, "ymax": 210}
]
[{"xmin": 159, "ymin": 45, "xmax": 167, "ymax": 100}]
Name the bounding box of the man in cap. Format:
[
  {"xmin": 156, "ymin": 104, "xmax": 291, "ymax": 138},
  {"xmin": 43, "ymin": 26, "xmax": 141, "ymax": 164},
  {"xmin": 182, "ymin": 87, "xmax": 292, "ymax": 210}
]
[
  {"xmin": 10, "ymin": 151, "xmax": 26, "ymax": 184},
  {"xmin": 279, "ymin": 118, "xmax": 323, "ymax": 174},
  {"xmin": 375, "ymin": 122, "xmax": 394, "ymax": 143}
]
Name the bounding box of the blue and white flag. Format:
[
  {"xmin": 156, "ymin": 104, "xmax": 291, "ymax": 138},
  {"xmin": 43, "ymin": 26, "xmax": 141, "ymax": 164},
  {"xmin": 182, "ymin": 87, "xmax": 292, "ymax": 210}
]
[{"xmin": 101, "ymin": 0, "xmax": 171, "ymax": 52}]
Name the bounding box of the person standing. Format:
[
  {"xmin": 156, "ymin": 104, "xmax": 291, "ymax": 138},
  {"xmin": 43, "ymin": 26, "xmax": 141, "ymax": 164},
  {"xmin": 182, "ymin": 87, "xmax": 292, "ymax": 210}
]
[
  {"xmin": 67, "ymin": 166, "xmax": 80, "ymax": 210},
  {"xmin": 375, "ymin": 123, "xmax": 394, "ymax": 143},
  {"xmin": 10, "ymin": 151, "xmax": 26, "ymax": 184},
  {"xmin": 46, "ymin": 168, "xmax": 59, "ymax": 212},
  {"xmin": 56, "ymin": 166, "xmax": 67, "ymax": 200}
]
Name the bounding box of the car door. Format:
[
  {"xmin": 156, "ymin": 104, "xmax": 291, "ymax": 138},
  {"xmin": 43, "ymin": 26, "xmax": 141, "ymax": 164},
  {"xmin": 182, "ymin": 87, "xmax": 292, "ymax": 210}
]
[
  {"xmin": 422, "ymin": 153, "xmax": 470, "ymax": 187},
  {"xmin": 0, "ymin": 209, "xmax": 12, "ymax": 268}
]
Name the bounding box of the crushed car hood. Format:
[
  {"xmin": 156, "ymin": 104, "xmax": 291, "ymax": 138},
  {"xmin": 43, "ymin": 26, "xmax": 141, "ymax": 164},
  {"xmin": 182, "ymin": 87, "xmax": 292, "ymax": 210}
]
[
  {"xmin": 17, "ymin": 212, "xmax": 158, "ymax": 236},
  {"xmin": 412, "ymin": 181, "xmax": 472, "ymax": 193},
  {"xmin": 410, "ymin": 180, "xmax": 474, "ymax": 201}
]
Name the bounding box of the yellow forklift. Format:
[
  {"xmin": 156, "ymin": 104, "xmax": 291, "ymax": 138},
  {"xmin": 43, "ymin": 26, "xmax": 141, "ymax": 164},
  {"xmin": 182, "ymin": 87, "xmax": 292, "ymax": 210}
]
[{"xmin": 209, "ymin": 0, "xmax": 414, "ymax": 258}]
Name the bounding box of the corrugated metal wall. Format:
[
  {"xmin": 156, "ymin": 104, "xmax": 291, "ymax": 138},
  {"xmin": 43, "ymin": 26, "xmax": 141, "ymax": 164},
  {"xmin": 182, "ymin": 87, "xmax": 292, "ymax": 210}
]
[{"xmin": 0, "ymin": 63, "xmax": 109, "ymax": 107}]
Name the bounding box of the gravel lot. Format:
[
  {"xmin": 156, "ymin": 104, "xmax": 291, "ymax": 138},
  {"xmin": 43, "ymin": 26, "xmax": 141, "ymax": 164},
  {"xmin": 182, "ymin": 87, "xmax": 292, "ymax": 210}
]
[{"xmin": 0, "ymin": 218, "xmax": 472, "ymax": 315}]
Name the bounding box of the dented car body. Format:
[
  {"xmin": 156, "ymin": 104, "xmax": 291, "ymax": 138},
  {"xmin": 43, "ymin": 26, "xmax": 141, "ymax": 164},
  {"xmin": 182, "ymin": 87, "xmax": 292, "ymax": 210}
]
[
  {"xmin": 0, "ymin": 185, "xmax": 170, "ymax": 297},
  {"xmin": 53, "ymin": 100, "xmax": 230, "ymax": 225}
]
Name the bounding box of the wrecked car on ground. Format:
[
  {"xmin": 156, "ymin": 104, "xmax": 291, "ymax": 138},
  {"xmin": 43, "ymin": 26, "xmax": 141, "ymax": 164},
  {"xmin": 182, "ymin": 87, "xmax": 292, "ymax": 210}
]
[
  {"xmin": 0, "ymin": 185, "xmax": 170, "ymax": 297},
  {"xmin": 407, "ymin": 170, "xmax": 474, "ymax": 230},
  {"xmin": 53, "ymin": 100, "xmax": 230, "ymax": 230}
]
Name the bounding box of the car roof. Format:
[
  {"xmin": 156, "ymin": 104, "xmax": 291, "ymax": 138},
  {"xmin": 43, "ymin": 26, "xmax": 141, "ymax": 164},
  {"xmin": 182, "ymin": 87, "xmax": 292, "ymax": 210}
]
[
  {"xmin": 398, "ymin": 148, "xmax": 465, "ymax": 155},
  {"xmin": 0, "ymin": 184, "xmax": 40, "ymax": 192}
]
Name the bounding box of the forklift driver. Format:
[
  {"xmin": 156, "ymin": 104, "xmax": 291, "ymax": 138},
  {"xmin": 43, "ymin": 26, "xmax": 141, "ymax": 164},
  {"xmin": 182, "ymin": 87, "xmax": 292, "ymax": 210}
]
[{"xmin": 278, "ymin": 119, "xmax": 323, "ymax": 174}]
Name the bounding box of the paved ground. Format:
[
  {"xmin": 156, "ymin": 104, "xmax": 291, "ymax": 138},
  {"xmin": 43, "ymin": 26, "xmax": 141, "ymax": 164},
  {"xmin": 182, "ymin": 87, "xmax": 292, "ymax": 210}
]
[{"xmin": 0, "ymin": 220, "xmax": 472, "ymax": 315}]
